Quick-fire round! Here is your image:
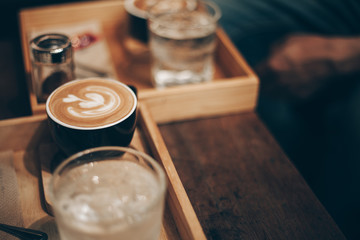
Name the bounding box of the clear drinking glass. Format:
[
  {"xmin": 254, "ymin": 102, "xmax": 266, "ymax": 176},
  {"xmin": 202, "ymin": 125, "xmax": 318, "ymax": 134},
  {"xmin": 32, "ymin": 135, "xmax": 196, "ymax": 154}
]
[
  {"xmin": 49, "ymin": 146, "xmax": 167, "ymax": 240},
  {"xmin": 148, "ymin": 0, "xmax": 221, "ymax": 88}
]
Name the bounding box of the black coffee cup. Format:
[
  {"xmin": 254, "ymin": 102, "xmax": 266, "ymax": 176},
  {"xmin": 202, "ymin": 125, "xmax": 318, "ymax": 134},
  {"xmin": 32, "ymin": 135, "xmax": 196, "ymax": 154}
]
[
  {"xmin": 125, "ymin": 0, "xmax": 152, "ymax": 43},
  {"xmin": 46, "ymin": 78, "xmax": 138, "ymax": 157}
]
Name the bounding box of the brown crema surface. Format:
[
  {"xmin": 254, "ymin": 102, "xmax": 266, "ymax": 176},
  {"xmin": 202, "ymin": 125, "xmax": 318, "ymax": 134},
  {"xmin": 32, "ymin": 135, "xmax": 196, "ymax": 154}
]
[{"xmin": 48, "ymin": 79, "xmax": 135, "ymax": 129}]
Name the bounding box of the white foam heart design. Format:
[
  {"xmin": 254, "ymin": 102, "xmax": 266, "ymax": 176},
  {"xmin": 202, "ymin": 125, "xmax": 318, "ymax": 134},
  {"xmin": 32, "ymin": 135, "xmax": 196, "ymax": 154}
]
[{"xmin": 62, "ymin": 86, "xmax": 120, "ymax": 118}]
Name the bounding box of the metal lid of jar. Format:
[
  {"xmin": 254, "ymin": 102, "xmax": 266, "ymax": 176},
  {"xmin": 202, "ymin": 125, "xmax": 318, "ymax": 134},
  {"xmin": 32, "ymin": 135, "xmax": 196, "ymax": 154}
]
[{"xmin": 31, "ymin": 33, "xmax": 73, "ymax": 64}]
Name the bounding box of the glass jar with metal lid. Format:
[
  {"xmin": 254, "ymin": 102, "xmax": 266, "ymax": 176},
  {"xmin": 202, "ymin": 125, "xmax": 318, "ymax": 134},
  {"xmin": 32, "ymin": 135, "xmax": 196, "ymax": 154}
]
[{"xmin": 30, "ymin": 33, "xmax": 75, "ymax": 103}]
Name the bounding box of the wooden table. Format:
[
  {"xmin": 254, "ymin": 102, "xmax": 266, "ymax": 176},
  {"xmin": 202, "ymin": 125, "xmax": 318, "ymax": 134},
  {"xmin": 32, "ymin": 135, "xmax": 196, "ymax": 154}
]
[{"xmin": 159, "ymin": 112, "xmax": 346, "ymax": 239}]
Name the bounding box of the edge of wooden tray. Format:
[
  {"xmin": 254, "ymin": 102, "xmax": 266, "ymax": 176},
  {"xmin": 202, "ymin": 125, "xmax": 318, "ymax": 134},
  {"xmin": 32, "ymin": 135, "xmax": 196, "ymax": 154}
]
[{"xmin": 139, "ymin": 103, "xmax": 207, "ymax": 239}]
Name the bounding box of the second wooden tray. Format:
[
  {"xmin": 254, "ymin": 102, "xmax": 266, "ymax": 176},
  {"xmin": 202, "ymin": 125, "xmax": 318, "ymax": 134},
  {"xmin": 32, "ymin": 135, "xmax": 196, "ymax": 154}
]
[{"xmin": 19, "ymin": 0, "xmax": 259, "ymax": 123}]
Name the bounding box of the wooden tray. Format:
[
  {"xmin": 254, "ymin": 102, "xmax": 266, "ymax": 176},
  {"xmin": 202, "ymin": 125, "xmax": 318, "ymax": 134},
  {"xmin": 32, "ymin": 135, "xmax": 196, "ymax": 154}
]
[
  {"xmin": 19, "ymin": 0, "xmax": 259, "ymax": 123},
  {"xmin": 0, "ymin": 103, "xmax": 206, "ymax": 240}
]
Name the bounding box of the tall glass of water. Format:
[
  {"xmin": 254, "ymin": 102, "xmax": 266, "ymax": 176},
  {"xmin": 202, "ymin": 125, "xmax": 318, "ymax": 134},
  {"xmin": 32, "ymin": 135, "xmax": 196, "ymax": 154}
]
[
  {"xmin": 49, "ymin": 146, "xmax": 167, "ymax": 240},
  {"xmin": 148, "ymin": 0, "xmax": 221, "ymax": 88}
]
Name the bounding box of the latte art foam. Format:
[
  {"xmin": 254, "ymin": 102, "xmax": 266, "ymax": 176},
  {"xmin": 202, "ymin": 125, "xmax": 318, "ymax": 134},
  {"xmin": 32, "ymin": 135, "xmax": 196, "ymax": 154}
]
[
  {"xmin": 47, "ymin": 79, "xmax": 136, "ymax": 129},
  {"xmin": 63, "ymin": 86, "xmax": 120, "ymax": 118}
]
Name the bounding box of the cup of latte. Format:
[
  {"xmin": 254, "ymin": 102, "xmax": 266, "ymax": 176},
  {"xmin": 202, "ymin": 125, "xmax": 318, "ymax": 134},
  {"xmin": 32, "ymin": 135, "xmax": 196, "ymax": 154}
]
[{"xmin": 46, "ymin": 78, "xmax": 137, "ymax": 157}]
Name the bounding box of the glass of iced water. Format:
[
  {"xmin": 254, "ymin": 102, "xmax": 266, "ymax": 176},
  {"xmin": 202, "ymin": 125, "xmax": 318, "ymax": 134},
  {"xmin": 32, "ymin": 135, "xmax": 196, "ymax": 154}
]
[
  {"xmin": 148, "ymin": 0, "xmax": 221, "ymax": 88},
  {"xmin": 49, "ymin": 146, "xmax": 167, "ymax": 240}
]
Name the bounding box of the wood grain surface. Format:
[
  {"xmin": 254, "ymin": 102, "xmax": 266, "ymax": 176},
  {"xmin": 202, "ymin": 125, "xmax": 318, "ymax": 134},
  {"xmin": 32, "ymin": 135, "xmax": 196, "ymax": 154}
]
[{"xmin": 159, "ymin": 112, "xmax": 346, "ymax": 240}]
